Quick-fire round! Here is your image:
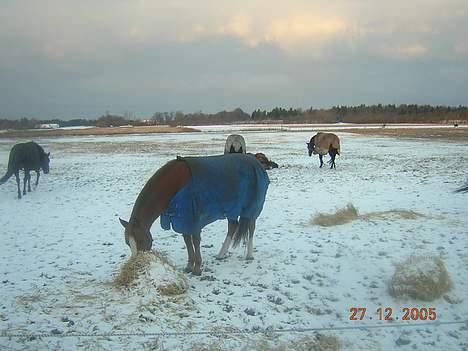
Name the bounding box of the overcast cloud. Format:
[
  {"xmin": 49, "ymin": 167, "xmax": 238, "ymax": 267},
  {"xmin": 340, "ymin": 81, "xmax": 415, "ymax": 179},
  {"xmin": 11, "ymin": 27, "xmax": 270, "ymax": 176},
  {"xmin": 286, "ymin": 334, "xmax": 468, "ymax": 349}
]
[{"xmin": 1, "ymin": 0, "xmax": 467, "ymax": 119}]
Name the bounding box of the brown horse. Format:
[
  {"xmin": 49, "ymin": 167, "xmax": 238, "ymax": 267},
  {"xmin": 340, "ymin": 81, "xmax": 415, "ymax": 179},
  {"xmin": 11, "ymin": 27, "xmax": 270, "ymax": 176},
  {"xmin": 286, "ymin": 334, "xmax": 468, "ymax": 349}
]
[
  {"xmin": 307, "ymin": 132, "xmax": 340, "ymax": 169},
  {"xmin": 119, "ymin": 153, "xmax": 270, "ymax": 275},
  {"xmin": 254, "ymin": 152, "xmax": 279, "ymax": 170}
]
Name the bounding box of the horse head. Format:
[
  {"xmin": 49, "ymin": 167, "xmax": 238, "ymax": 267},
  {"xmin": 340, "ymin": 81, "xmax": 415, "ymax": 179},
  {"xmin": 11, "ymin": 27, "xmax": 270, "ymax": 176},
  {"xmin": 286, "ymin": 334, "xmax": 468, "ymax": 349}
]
[
  {"xmin": 42, "ymin": 152, "xmax": 51, "ymax": 174},
  {"xmin": 225, "ymin": 134, "xmax": 246, "ymax": 154},
  {"xmin": 230, "ymin": 144, "xmax": 243, "ymax": 153},
  {"xmin": 119, "ymin": 218, "xmax": 153, "ymax": 256},
  {"xmin": 307, "ymin": 136, "xmax": 316, "ymax": 156},
  {"xmin": 254, "ymin": 153, "xmax": 279, "ymax": 170}
]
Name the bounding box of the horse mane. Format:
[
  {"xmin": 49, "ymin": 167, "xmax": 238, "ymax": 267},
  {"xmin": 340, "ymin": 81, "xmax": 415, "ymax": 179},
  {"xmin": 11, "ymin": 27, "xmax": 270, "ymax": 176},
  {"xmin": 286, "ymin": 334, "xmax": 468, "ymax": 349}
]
[
  {"xmin": 130, "ymin": 159, "xmax": 191, "ymax": 228},
  {"xmin": 32, "ymin": 141, "xmax": 47, "ymax": 158}
]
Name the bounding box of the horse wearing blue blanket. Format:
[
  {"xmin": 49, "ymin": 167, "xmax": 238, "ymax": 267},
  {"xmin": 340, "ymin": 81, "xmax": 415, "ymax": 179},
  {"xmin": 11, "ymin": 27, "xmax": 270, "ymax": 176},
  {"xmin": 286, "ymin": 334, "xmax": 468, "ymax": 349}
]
[{"xmin": 119, "ymin": 153, "xmax": 270, "ymax": 275}]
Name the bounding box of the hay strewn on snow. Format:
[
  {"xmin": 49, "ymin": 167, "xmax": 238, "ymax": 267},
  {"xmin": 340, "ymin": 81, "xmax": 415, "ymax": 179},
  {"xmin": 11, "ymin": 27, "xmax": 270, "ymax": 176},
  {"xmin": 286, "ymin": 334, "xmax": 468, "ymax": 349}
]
[
  {"xmin": 113, "ymin": 250, "xmax": 187, "ymax": 296},
  {"xmin": 310, "ymin": 203, "xmax": 425, "ymax": 227},
  {"xmin": 389, "ymin": 256, "xmax": 452, "ymax": 301},
  {"xmin": 311, "ymin": 203, "xmax": 359, "ymax": 227}
]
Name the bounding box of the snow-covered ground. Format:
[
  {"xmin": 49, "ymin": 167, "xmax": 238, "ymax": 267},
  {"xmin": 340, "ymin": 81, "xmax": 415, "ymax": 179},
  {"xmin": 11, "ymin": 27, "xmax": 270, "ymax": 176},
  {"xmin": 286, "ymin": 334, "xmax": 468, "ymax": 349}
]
[{"xmin": 0, "ymin": 129, "xmax": 467, "ymax": 350}]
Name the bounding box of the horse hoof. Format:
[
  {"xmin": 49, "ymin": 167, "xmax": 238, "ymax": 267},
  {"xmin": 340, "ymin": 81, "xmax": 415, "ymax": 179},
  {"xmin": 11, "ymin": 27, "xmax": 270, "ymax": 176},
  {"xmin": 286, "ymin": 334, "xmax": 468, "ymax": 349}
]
[
  {"xmin": 246, "ymin": 256, "xmax": 254, "ymax": 261},
  {"xmin": 215, "ymin": 255, "xmax": 226, "ymax": 260},
  {"xmin": 192, "ymin": 269, "xmax": 202, "ymax": 276},
  {"xmin": 183, "ymin": 266, "xmax": 193, "ymax": 273}
]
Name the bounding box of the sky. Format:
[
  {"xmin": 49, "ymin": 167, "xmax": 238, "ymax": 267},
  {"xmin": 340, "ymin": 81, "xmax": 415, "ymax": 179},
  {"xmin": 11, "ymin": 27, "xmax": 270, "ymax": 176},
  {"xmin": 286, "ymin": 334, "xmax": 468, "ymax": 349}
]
[{"xmin": 1, "ymin": 0, "xmax": 468, "ymax": 119}]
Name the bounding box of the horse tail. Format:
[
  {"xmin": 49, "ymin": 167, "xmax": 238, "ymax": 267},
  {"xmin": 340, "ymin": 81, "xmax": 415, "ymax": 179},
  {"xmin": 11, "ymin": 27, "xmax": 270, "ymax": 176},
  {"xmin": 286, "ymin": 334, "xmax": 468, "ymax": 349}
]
[
  {"xmin": 0, "ymin": 171, "xmax": 12, "ymax": 185},
  {"xmin": 455, "ymin": 185, "xmax": 468, "ymax": 193},
  {"xmin": 231, "ymin": 217, "xmax": 252, "ymax": 248},
  {"xmin": 0, "ymin": 149, "xmax": 16, "ymax": 185}
]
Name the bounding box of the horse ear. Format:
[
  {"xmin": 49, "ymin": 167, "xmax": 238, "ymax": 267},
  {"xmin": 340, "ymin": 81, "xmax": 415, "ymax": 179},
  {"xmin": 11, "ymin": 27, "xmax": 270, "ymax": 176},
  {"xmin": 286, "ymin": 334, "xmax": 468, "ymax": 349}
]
[
  {"xmin": 119, "ymin": 218, "xmax": 129, "ymax": 228},
  {"xmin": 47, "ymin": 152, "xmax": 50, "ymax": 157}
]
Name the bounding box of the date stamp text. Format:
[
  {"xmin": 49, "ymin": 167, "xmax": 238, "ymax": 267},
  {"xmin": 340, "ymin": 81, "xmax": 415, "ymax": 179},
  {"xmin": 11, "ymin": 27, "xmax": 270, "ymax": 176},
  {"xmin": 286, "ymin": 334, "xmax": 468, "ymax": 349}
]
[{"xmin": 349, "ymin": 307, "xmax": 437, "ymax": 321}]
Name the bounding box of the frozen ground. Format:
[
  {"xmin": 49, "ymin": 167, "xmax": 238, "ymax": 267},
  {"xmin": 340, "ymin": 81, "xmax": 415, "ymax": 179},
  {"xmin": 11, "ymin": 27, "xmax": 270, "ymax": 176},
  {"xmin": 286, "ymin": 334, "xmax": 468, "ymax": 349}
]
[{"xmin": 0, "ymin": 129, "xmax": 467, "ymax": 350}]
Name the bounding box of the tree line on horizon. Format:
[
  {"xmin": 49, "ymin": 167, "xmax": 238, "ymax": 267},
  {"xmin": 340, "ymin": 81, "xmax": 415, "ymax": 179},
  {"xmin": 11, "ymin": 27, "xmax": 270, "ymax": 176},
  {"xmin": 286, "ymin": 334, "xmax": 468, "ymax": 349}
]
[{"xmin": 1, "ymin": 104, "xmax": 467, "ymax": 130}]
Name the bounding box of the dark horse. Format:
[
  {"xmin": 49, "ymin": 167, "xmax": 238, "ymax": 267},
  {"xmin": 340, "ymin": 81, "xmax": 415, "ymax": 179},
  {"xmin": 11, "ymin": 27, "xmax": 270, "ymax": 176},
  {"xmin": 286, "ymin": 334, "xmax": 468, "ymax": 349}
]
[
  {"xmin": 119, "ymin": 153, "xmax": 270, "ymax": 275},
  {"xmin": 307, "ymin": 132, "xmax": 340, "ymax": 169},
  {"xmin": 0, "ymin": 141, "xmax": 50, "ymax": 199},
  {"xmin": 455, "ymin": 183, "xmax": 468, "ymax": 193}
]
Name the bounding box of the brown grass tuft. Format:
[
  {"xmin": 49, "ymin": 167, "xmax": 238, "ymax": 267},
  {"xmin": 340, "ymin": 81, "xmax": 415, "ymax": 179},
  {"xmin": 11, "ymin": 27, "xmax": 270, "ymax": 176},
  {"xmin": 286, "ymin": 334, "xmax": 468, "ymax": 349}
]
[
  {"xmin": 311, "ymin": 204, "xmax": 359, "ymax": 227},
  {"xmin": 389, "ymin": 256, "xmax": 452, "ymax": 301},
  {"xmin": 113, "ymin": 252, "xmax": 154, "ymax": 287},
  {"xmin": 311, "ymin": 203, "xmax": 426, "ymax": 227},
  {"xmin": 113, "ymin": 250, "xmax": 187, "ymax": 296},
  {"xmin": 361, "ymin": 209, "xmax": 425, "ymax": 221}
]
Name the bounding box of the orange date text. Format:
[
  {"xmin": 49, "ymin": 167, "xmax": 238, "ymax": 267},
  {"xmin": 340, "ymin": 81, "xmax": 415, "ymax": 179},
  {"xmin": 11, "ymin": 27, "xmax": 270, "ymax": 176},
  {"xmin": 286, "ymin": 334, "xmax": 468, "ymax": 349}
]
[{"xmin": 348, "ymin": 307, "xmax": 437, "ymax": 321}]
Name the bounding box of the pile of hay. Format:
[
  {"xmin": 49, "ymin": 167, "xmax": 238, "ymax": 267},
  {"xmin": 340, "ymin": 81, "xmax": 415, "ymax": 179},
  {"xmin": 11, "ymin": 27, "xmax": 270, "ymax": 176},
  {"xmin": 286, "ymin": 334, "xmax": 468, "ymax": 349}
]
[
  {"xmin": 311, "ymin": 203, "xmax": 359, "ymax": 227},
  {"xmin": 389, "ymin": 256, "xmax": 452, "ymax": 301},
  {"xmin": 113, "ymin": 250, "xmax": 187, "ymax": 296},
  {"xmin": 310, "ymin": 203, "xmax": 425, "ymax": 227}
]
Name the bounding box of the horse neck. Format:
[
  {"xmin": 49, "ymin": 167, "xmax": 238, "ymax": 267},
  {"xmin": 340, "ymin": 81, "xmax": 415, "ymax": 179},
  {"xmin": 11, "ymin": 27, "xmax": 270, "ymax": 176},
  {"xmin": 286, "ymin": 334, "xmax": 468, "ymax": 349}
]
[
  {"xmin": 32, "ymin": 142, "xmax": 46, "ymax": 159},
  {"xmin": 130, "ymin": 159, "xmax": 191, "ymax": 231}
]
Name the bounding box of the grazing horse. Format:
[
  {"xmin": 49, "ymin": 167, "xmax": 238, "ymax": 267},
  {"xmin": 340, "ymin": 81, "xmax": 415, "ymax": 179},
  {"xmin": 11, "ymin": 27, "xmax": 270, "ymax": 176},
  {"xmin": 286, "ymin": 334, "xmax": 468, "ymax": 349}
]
[
  {"xmin": 0, "ymin": 141, "xmax": 50, "ymax": 199},
  {"xmin": 307, "ymin": 132, "xmax": 340, "ymax": 169},
  {"xmin": 224, "ymin": 134, "xmax": 246, "ymax": 154},
  {"xmin": 254, "ymin": 152, "xmax": 279, "ymax": 170},
  {"xmin": 119, "ymin": 153, "xmax": 270, "ymax": 275}
]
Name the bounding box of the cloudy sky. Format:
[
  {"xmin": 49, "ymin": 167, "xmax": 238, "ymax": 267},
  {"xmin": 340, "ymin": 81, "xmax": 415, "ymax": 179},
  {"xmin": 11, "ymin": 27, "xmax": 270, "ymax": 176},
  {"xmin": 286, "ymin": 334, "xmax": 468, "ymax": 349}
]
[{"xmin": 1, "ymin": 0, "xmax": 467, "ymax": 119}]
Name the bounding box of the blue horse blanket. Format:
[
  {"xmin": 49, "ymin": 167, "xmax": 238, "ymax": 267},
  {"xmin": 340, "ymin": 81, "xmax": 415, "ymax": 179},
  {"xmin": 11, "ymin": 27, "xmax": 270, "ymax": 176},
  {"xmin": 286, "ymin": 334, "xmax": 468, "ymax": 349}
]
[{"xmin": 160, "ymin": 154, "xmax": 269, "ymax": 235}]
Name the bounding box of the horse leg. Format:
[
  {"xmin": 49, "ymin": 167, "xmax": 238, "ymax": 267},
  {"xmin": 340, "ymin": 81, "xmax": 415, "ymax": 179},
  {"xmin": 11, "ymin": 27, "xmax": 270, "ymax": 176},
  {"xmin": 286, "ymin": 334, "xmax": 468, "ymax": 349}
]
[
  {"xmin": 192, "ymin": 234, "xmax": 202, "ymax": 276},
  {"xmin": 246, "ymin": 219, "xmax": 256, "ymax": 260},
  {"xmin": 23, "ymin": 170, "xmax": 31, "ymax": 195},
  {"xmin": 15, "ymin": 171, "xmax": 21, "ymax": 199},
  {"xmin": 183, "ymin": 235, "xmax": 195, "ymax": 273},
  {"xmin": 216, "ymin": 219, "xmax": 238, "ymax": 260},
  {"xmin": 27, "ymin": 170, "xmax": 32, "ymax": 192},
  {"xmin": 35, "ymin": 170, "xmax": 40, "ymax": 187},
  {"xmin": 329, "ymin": 150, "xmax": 336, "ymax": 169},
  {"xmin": 319, "ymin": 155, "xmax": 324, "ymax": 168},
  {"xmin": 332, "ymin": 149, "xmax": 337, "ymax": 168}
]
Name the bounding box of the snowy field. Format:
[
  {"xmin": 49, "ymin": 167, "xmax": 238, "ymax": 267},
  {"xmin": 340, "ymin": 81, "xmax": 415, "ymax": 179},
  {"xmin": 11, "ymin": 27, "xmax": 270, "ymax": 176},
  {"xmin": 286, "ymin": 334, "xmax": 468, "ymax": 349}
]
[{"xmin": 0, "ymin": 129, "xmax": 467, "ymax": 350}]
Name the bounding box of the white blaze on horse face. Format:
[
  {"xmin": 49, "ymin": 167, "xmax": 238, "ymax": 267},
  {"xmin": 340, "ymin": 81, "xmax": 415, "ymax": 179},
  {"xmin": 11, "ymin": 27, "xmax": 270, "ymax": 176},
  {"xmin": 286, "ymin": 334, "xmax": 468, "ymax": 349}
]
[{"xmin": 129, "ymin": 236, "xmax": 138, "ymax": 257}]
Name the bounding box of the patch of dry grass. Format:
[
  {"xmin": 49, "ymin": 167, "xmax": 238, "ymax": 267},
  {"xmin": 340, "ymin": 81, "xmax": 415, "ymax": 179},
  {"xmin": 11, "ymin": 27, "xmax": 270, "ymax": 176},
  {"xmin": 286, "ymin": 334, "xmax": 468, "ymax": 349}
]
[
  {"xmin": 189, "ymin": 334, "xmax": 342, "ymax": 351},
  {"xmin": 311, "ymin": 203, "xmax": 359, "ymax": 227},
  {"xmin": 16, "ymin": 290, "xmax": 43, "ymax": 305},
  {"xmin": 311, "ymin": 203, "xmax": 425, "ymax": 227},
  {"xmin": 333, "ymin": 126, "xmax": 468, "ymax": 140},
  {"xmin": 389, "ymin": 256, "xmax": 452, "ymax": 301},
  {"xmin": 0, "ymin": 125, "xmax": 199, "ymax": 138},
  {"xmin": 113, "ymin": 252, "xmax": 154, "ymax": 287},
  {"xmin": 113, "ymin": 250, "xmax": 187, "ymax": 296},
  {"xmin": 361, "ymin": 209, "xmax": 425, "ymax": 221}
]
